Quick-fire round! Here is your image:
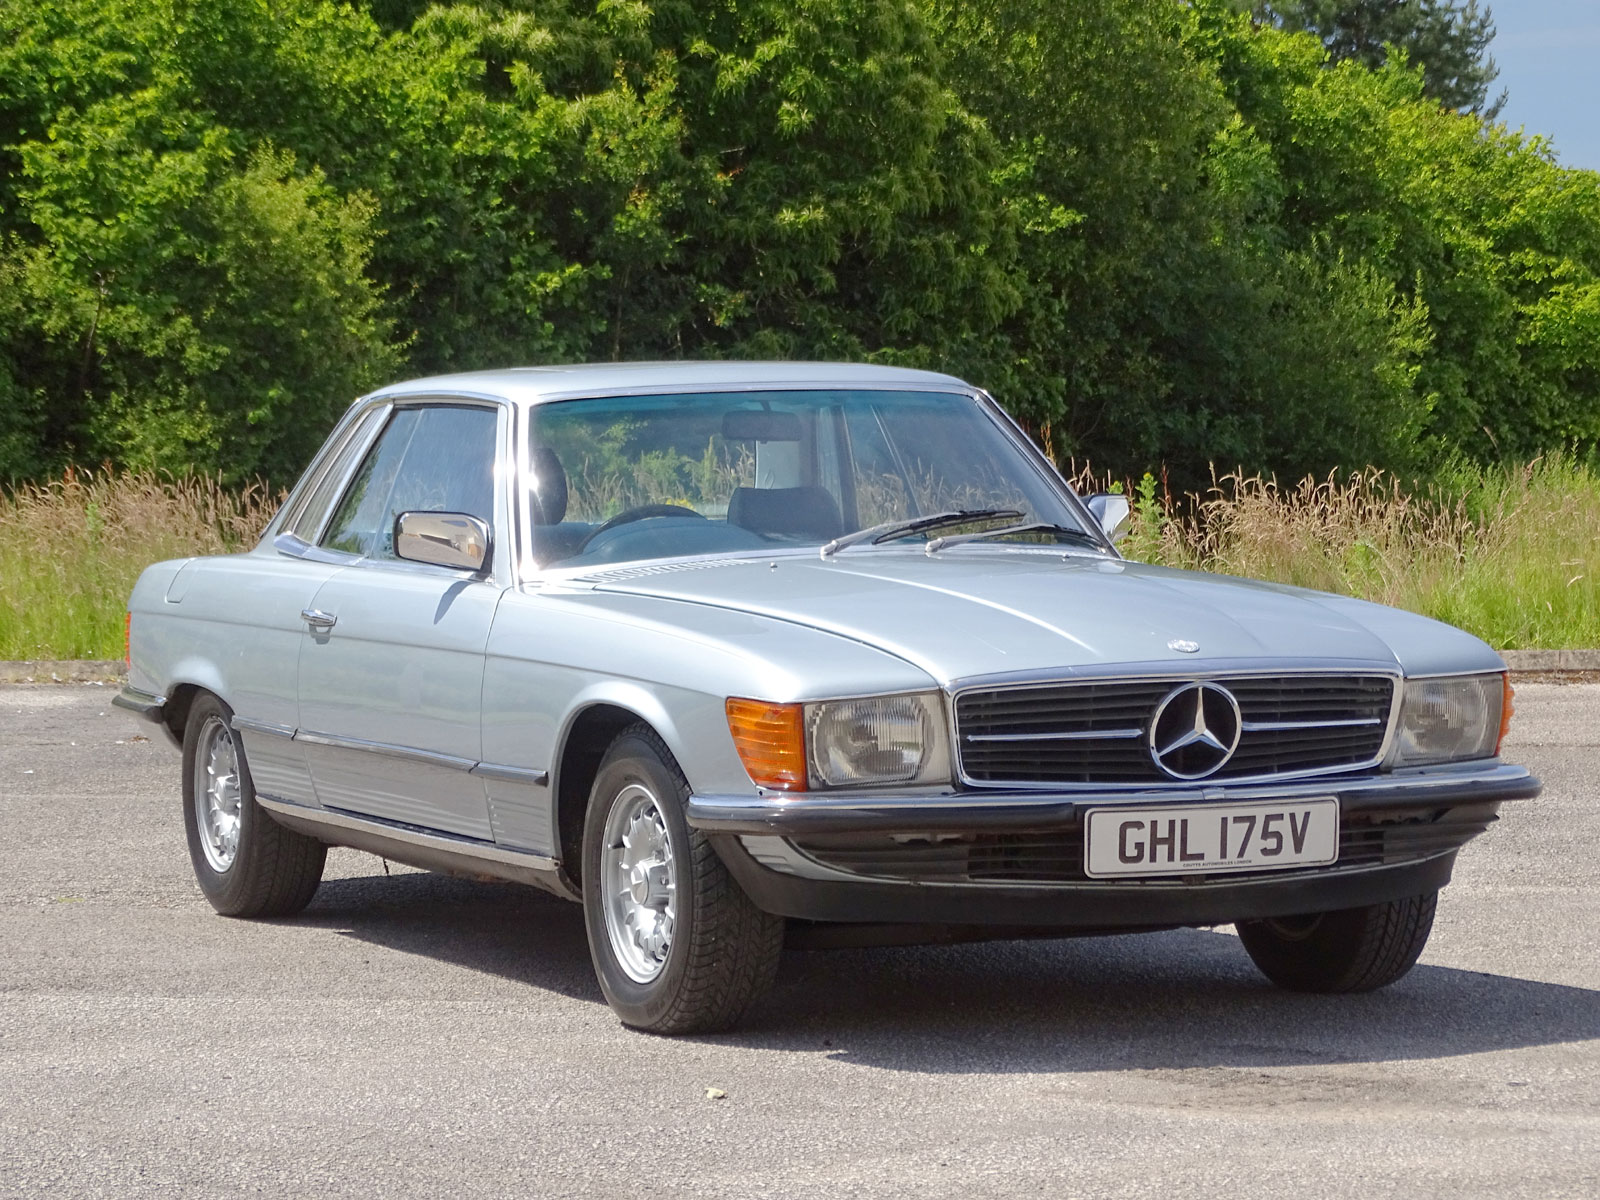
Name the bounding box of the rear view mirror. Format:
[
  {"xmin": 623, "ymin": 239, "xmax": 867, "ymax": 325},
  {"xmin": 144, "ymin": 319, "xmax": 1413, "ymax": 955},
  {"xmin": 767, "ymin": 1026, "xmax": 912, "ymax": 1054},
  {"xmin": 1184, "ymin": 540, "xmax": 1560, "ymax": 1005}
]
[
  {"xmin": 722, "ymin": 409, "xmax": 802, "ymax": 442},
  {"xmin": 1085, "ymin": 493, "xmax": 1132, "ymax": 545},
  {"xmin": 394, "ymin": 511, "xmax": 491, "ymax": 571}
]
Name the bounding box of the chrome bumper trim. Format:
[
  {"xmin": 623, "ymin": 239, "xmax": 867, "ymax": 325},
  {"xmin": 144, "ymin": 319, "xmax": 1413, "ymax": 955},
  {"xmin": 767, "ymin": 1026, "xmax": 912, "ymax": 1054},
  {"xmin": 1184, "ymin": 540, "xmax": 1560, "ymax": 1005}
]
[
  {"xmin": 686, "ymin": 762, "xmax": 1539, "ymax": 836},
  {"xmin": 111, "ymin": 685, "xmax": 166, "ymax": 723}
]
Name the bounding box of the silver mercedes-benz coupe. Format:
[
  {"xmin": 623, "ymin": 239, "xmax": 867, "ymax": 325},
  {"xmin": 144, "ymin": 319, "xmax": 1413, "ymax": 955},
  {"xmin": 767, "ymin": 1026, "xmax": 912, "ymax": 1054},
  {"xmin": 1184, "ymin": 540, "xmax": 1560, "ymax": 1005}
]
[{"xmin": 117, "ymin": 363, "xmax": 1539, "ymax": 1032}]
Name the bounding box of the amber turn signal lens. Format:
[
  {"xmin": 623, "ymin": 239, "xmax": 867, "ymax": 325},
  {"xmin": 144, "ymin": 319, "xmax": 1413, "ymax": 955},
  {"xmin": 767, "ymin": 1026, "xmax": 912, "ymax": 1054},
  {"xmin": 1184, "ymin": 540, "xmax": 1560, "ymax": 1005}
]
[
  {"xmin": 725, "ymin": 698, "xmax": 806, "ymax": 791},
  {"xmin": 1496, "ymin": 672, "xmax": 1514, "ymax": 754}
]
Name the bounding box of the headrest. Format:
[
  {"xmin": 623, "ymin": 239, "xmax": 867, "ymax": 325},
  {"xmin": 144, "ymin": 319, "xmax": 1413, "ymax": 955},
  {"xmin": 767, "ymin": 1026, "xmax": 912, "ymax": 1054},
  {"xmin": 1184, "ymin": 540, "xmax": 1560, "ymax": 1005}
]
[
  {"xmin": 726, "ymin": 486, "xmax": 843, "ymax": 540},
  {"xmin": 531, "ymin": 446, "xmax": 568, "ymax": 525}
]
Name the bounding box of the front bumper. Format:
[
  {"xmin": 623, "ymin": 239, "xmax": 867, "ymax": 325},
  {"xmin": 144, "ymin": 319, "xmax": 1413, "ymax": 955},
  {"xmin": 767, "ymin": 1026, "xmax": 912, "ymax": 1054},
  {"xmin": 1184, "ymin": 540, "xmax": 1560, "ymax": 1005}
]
[
  {"xmin": 686, "ymin": 762, "xmax": 1539, "ymax": 835},
  {"xmin": 690, "ymin": 761, "xmax": 1539, "ymax": 930}
]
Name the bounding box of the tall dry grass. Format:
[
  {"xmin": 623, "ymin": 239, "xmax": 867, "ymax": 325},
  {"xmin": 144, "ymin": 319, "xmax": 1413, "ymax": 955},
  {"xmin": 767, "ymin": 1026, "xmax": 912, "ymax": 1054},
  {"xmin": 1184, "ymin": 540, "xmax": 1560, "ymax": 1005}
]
[
  {"xmin": 1119, "ymin": 458, "xmax": 1600, "ymax": 649},
  {"xmin": 0, "ymin": 469, "xmax": 279, "ymax": 660},
  {"xmin": 2, "ymin": 460, "xmax": 1598, "ymax": 659}
]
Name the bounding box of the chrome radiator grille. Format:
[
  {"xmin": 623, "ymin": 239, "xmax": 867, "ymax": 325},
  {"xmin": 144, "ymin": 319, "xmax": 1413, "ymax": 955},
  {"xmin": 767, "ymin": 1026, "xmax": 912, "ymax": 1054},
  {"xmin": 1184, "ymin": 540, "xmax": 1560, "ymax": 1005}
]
[{"xmin": 954, "ymin": 674, "xmax": 1395, "ymax": 786}]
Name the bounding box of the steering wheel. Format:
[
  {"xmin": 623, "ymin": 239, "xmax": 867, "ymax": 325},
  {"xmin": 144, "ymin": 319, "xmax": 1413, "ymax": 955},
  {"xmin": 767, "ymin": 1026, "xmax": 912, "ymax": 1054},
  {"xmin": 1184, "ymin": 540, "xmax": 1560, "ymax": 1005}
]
[{"xmin": 577, "ymin": 504, "xmax": 707, "ymax": 552}]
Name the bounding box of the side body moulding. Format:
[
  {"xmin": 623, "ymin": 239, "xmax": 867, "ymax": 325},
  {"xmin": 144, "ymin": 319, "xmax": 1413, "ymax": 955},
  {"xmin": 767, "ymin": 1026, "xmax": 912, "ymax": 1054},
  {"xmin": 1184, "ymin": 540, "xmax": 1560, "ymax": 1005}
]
[{"xmin": 236, "ymin": 719, "xmax": 570, "ymax": 897}]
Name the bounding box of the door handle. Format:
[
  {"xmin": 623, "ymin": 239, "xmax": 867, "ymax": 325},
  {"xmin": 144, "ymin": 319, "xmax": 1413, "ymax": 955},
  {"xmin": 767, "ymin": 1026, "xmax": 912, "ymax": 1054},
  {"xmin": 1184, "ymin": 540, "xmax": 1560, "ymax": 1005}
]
[{"xmin": 300, "ymin": 608, "xmax": 337, "ymax": 631}]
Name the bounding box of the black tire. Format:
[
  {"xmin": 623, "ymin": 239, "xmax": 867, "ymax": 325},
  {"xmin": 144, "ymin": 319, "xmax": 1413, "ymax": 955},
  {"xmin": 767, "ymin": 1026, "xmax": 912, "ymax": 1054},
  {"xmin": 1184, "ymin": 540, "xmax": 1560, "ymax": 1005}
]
[
  {"xmin": 1236, "ymin": 891, "xmax": 1438, "ymax": 993},
  {"xmin": 581, "ymin": 724, "xmax": 783, "ymax": 1034},
  {"xmin": 181, "ymin": 692, "xmax": 326, "ymax": 918}
]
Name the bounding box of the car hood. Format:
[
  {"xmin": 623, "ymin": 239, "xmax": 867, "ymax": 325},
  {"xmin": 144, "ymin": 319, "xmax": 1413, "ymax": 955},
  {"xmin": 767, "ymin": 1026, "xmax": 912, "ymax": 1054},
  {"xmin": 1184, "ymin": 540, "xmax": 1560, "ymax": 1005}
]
[{"xmin": 571, "ymin": 550, "xmax": 1504, "ymax": 684}]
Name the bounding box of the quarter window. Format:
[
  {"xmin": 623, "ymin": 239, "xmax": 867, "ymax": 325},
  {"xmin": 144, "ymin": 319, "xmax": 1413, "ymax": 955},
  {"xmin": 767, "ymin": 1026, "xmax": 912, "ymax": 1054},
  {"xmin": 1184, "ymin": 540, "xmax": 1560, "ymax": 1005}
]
[
  {"xmin": 321, "ymin": 405, "xmax": 498, "ymax": 559},
  {"xmin": 285, "ymin": 405, "xmax": 387, "ymax": 543}
]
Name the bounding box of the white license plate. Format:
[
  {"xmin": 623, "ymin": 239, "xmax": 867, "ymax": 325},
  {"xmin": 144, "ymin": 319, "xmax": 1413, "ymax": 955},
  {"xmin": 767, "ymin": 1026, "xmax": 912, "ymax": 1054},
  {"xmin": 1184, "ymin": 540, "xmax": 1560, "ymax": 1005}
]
[{"xmin": 1083, "ymin": 798, "xmax": 1340, "ymax": 878}]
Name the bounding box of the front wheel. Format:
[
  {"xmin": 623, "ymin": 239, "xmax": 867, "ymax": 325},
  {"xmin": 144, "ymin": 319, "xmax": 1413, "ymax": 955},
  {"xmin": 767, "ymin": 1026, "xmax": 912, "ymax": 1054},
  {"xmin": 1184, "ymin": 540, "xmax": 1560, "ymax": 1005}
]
[
  {"xmin": 182, "ymin": 693, "xmax": 327, "ymax": 917},
  {"xmin": 1236, "ymin": 891, "xmax": 1438, "ymax": 993},
  {"xmin": 582, "ymin": 725, "xmax": 783, "ymax": 1034}
]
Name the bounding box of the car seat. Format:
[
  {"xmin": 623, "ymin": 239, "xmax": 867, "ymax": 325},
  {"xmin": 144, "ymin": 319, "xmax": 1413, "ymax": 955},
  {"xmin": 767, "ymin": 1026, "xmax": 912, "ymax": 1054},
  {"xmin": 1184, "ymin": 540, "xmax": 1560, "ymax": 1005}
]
[
  {"xmin": 726, "ymin": 486, "xmax": 843, "ymax": 541},
  {"xmin": 530, "ymin": 446, "xmax": 568, "ymax": 526}
]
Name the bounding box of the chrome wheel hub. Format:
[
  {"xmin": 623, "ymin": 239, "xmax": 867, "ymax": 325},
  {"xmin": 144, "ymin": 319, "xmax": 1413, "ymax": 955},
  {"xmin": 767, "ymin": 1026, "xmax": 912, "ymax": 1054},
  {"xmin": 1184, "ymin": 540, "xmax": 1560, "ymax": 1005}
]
[
  {"xmin": 194, "ymin": 716, "xmax": 242, "ymax": 873},
  {"xmin": 601, "ymin": 783, "xmax": 678, "ymax": 983}
]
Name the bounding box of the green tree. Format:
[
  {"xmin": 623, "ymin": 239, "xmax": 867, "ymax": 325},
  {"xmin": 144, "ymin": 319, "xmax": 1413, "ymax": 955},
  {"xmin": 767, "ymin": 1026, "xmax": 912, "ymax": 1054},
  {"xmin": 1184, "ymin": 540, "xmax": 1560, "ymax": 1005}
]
[
  {"xmin": 924, "ymin": 0, "xmax": 1431, "ymax": 482},
  {"xmin": 0, "ymin": 0, "xmax": 1025, "ymax": 480},
  {"xmin": 1256, "ymin": 1, "xmax": 1505, "ymax": 116},
  {"xmin": 0, "ymin": 0, "xmax": 402, "ymax": 482},
  {"xmin": 3, "ymin": 0, "xmax": 1598, "ymax": 493},
  {"xmin": 388, "ymin": 0, "xmax": 1020, "ymax": 372},
  {"xmin": 1195, "ymin": 0, "xmax": 1600, "ymax": 460}
]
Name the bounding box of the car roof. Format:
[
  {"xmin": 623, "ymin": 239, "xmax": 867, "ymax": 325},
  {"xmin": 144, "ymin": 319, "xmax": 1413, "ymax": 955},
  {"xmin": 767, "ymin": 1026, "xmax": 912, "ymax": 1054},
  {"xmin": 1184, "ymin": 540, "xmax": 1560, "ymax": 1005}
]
[{"xmin": 363, "ymin": 361, "xmax": 975, "ymax": 408}]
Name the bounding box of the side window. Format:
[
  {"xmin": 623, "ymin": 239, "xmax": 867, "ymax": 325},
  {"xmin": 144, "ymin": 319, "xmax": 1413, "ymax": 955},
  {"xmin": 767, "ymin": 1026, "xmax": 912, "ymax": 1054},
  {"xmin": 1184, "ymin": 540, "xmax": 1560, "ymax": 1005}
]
[
  {"xmin": 286, "ymin": 405, "xmax": 386, "ymax": 542},
  {"xmin": 321, "ymin": 405, "xmax": 498, "ymax": 560},
  {"xmin": 321, "ymin": 409, "xmax": 422, "ymax": 556}
]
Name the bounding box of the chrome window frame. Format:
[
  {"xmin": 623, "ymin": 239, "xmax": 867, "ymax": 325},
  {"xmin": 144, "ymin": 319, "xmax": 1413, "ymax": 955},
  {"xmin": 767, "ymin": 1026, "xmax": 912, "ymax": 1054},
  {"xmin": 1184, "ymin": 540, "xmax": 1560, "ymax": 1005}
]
[
  {"xmin": 274, "ymin": 391, "xmax": 521, "ymax": 585},
  {"xmin": 944, "ymin": 661, "xmax": 1407, "ymax": 792},
  {"xmin": 972, "ymin": 387, "xmax": 1116, "ymax": 555},
  {"xmin": 266, "ymin": 401, "xmax": 388, "ymax": 546}
]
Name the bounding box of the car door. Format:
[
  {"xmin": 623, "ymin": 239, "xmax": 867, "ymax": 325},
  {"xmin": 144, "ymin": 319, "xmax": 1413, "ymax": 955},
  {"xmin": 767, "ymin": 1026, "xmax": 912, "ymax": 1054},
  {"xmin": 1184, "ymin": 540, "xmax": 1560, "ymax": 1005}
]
[
  {"xmin": 204, "ymin": 403, "xmax": 389, "ymax": 808},
  {"xmin": 296, "ymin": 401, "xmax": 507, "ymax": 840}
]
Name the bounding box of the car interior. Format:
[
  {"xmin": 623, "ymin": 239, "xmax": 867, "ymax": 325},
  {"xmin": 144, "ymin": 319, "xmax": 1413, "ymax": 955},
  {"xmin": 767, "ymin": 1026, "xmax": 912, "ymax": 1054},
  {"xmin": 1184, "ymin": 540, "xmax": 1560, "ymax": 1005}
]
[{"xmin": 534, "ymin": 403, "xmax": 851, "ymax": 567}]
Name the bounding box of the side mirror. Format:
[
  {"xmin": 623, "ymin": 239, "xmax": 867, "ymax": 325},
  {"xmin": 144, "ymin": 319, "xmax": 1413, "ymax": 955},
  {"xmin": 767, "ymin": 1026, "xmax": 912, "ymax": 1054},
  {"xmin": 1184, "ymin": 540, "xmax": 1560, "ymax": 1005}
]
[
  {"xmin": 1084, "ymin": 493, "xmax": 1132, "ymax": 545},
  {"xmin": 394, "ymin": 511, "xmax": 491, "ymax": 571}
]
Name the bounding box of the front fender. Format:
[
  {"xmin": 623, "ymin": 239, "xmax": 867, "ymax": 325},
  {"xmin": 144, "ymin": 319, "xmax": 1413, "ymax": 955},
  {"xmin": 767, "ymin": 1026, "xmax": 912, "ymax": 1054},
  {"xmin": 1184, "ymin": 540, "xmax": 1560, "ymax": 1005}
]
[{"xmin": 551, "ymin": 678, "xmax": 749, "ymax": 798}]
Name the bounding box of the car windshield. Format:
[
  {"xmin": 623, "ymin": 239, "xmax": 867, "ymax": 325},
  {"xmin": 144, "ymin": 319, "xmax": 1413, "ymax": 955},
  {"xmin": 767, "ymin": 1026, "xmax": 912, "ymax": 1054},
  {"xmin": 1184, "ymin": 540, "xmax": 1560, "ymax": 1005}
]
[{"xmin": 526, "ymin": 388, "xmax": 1093, "ymax": 568}]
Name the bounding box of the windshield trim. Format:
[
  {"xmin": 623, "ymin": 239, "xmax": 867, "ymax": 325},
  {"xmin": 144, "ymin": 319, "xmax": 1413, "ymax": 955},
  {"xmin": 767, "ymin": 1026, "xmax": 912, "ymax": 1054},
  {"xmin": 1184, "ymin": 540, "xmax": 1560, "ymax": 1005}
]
[
  {"xmin": 513, "ymin": 377, "xmax": 978, "ymax": 408},
  {"xmin": 971, "ymin": 388, "xmax": 1115, "ymax": 557}
]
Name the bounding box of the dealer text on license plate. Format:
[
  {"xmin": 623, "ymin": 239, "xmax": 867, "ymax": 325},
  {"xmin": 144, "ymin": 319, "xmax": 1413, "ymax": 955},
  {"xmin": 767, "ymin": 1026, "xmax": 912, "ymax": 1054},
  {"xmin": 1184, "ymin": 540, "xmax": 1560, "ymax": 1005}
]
[{"xmin": 1083, "ymin": 798, "xmax": 1339, "ymax": 878}]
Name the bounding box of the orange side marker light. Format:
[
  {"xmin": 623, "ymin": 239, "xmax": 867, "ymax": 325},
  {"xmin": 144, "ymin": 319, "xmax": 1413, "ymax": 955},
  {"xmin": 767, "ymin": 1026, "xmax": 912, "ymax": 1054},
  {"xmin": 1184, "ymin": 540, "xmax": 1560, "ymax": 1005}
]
[
  {"xmin": 1496, "ymin": 672, "xmax": 1514, "ymax": 755},
  {"xmin": 725, "ymin": 698, "xmax": 807, "ymax": 791}
]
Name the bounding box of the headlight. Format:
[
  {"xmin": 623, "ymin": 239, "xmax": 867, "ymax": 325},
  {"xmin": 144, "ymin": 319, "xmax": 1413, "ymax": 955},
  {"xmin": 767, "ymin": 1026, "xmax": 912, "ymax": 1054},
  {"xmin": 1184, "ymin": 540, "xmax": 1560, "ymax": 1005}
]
[
  {"xmin": 806, "ymin": 694, "xmax": 950, "ymax": 788},
  {"xmin": 1391, "ymin": 673, "xmax": 1506, "ymax": 767},
  {"xmin": 725, "ymin": 692, "xmax": 951, "ymax": 790}
]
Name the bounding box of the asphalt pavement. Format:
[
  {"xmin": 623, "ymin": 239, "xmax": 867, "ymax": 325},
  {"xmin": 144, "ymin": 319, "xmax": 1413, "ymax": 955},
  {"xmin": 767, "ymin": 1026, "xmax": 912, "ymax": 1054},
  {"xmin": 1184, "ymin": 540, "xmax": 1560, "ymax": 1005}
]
[{"xmin": 1, "ymin": 682, "xmax": 1596, "ymax": 1198}]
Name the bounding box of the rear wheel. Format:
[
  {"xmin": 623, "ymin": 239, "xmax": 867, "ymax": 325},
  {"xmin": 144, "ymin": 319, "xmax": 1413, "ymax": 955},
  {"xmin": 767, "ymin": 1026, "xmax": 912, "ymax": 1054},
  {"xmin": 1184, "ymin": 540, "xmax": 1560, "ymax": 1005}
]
[
  {"xmin": 181, "ymin": 693, "xmax": 326, "ymax": 917},
  {"xmin": 1236, "ymin": 891, "xmax": 1437, "ymax": 993},
  {"xmin": 581, "ymin": 724, "xmax": 783, "ymax": 1034}
]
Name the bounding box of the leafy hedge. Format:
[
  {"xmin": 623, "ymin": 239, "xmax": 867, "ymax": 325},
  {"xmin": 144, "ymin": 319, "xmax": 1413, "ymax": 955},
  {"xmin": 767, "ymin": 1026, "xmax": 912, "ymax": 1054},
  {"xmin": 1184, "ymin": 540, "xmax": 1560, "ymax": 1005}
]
[{"xmin": 2, "ymin": 0, "xmax": 1598, "ymax": 489}]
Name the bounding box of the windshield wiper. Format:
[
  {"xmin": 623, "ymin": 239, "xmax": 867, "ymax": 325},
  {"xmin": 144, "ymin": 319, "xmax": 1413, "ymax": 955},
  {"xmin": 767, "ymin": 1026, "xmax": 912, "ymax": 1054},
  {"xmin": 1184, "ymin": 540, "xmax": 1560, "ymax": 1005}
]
[
  {"xmin": 819, "ymin": 508, "xmax": 1024, "ymax": 558},
  {"xmin": 923, "ymin": 521, "xmax": 1103, "ymax": 555}
]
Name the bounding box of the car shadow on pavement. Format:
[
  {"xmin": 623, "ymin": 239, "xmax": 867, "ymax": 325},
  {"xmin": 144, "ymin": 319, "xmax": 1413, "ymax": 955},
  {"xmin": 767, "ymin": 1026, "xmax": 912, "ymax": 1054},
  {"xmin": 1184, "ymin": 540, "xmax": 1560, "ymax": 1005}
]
[
  {"xmin": 736, "ymin": 927, "xmax": 1600, "ymax": 1074},
  {"xmin": 294, "ymin": 869, "xmax": 601, "ymax": 1005},
  {"xmin": 292, "ymin": 870, "xmax": 1599, "ymax": 1073}
]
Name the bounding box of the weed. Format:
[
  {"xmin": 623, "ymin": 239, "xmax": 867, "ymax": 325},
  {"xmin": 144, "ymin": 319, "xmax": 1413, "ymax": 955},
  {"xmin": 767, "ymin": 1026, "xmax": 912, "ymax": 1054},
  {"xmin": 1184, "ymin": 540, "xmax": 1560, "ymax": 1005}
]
[
  {"xmin": 1122, "ymin": 457, "xmax": 1600, "ymax": 649},
  {"xmin": 0, "ymin": 470, "xmax": 279, "ymax": 659},
  {"xmin": 4, "ymin": 459, "xmax": 1599, "ymax": 659}
]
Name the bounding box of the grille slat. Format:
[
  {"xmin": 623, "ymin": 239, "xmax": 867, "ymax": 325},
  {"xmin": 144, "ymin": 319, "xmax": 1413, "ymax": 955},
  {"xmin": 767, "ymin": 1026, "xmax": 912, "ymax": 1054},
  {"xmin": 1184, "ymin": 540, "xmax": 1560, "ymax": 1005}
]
[{"xmin": 956, "ymin": 674, "xmax": 1395, "ymax": 786}]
